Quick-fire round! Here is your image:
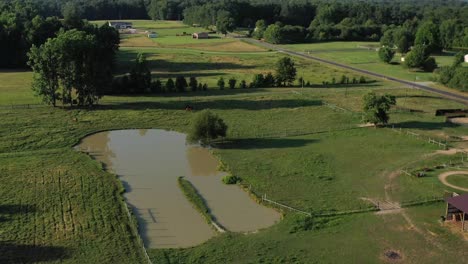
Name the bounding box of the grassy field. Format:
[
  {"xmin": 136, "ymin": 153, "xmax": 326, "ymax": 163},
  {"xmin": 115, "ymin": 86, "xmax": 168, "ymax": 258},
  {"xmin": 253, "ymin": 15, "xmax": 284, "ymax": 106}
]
[
  {"xmin": 1, "ymin": 20, "xmax": 467, "ymax": 263},
  {"xmin": 284, "ymin": 41, "xmax": 456, "ymax": 83},
  {"xmin": 445, "ymin": 174, "xmax": 468, "ymax": 189}
]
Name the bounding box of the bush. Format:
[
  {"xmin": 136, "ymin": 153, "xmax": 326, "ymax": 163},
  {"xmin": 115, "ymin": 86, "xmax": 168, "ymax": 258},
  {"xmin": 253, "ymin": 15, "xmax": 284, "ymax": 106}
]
[
  {"xmin": 228, "ymin": 77, "xmax": 237, "ymax": 89},
  {"xmin": 188, "ymin": 110, "xmax": 228, "ymax": 144},
  {"xmin": 222, "ymin": 175, "xmax": 240, "ymax": 184},
  {"xmin": 422, "ymin": 57, "xmax": 438, "ymax": 72},
  {"xmin": 217, "ymin": 77, "xmax": 225, "ymax": 90},
  {"xmin": 239, "ymin": 80, "xmax": 247, "ymax": 89},
  {"xmin": 378, "ymin": 46, "xmax": 395, "ymax": 63},
  {"xmin": 359, "ymin": 76, "xmax": 366, "ymax": 83}
]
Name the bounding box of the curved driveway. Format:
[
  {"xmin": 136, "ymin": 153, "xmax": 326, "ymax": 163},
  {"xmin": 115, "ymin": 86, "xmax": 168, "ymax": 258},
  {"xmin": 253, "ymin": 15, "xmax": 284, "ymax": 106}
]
[
  {"xmin": 438, "ymin": 171, "xmax": 468, "ymax": 192},
  {"xmin": 243, "ymin": 39, "xmax": 468, "ymax": 105}
]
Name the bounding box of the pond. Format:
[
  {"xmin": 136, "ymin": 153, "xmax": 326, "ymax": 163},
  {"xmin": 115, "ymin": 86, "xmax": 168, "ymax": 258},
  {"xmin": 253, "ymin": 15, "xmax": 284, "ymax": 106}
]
[{"xmin": 76, "ymin": 129, "xmax": 280, "ymax": 248}]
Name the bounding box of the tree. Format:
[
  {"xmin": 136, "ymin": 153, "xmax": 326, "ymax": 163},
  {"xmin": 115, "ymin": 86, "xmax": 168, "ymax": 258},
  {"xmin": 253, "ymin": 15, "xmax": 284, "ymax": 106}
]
[
  {"xmin": 165, "ymin": 78, "xmax": 175, "ymax": 92},
  {"xmin": 362, "ymin": 92, "xmax": 396, "ymax": 126},
  {"xmin": 216, "ymin": 10, "xmax": 235, "ymax": 35},
  {"xmin": 415, "ymin": 21, "xmax": 441, "ymax": 53},
  {"xmin": 175, "ymin": 76, "xmax": 188, "ymax": 92},
  {"xmin": 228, "ymin": 78, "xmax": 237, "ymax": 89},
  {"xmin": 254, "ymin": 19, "xmax": 267, "ymax": 39},
  {"xmin": 189, "ymin": 77, "xmax": 198, "ymax": 92},
  {"xmin": 151, "ymin": 79, "xmax": 162, "ymax": 93},
  {"xmin": 422, "ymin": 57, "xmax": 437, "ymax": 72},
  {"xmin": 62, "ymin": 2, "xmax": 83, "ymax": 29},
  {"xmin": 188, "ymin": 110, "xmax": 228, "ymax": 144},
  {"xmin": 263, "ymin": 24, "xmax": 283, "ymax": 44},
  {"xmin": 378, "ymin": 46, "xmax": 395, "ymax": 63},
  {"xmin": 264, "ymin": 72, "xmax": 275, "ymax": 87},
  {"xmin": 239, "ymin": 80, "xmax": 247, "ymax": 89},
  {"xmin": 130, "ymin": 53, "xmax": 151, "ymax": 93},
  {"xmin": 217, "ymin": 77, "xmax": 225, "ymax": 90},
  {"xmin": 28, "ymin": 41, "xmax": 60, "ymax": 107},
  {"xmin": 405, "ymin": 45, "xmax": 428, "ymax": 69},
  {"xmin": 252, "ymin": 74, "xmax": 265, "ymax": 88},
  {"xmin": 452, "ymin": 52, "xmax": 464, "ymax": 67},
  {"xmin": 275, "ymin": 57, "xmax": 297, "ymax": 87}
]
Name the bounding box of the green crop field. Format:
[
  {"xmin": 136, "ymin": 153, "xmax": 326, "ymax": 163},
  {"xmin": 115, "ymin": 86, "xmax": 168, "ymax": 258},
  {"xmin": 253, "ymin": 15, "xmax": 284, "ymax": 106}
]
[{"xmin": 1, "ymin": 20, "xmax": 467, "ymax": 263}]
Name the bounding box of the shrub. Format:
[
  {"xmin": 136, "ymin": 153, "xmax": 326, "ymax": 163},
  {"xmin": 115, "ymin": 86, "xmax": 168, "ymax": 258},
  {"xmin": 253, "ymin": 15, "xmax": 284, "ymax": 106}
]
[
  {"xmin": 422, "ymin": 57, "xmax": 438, "ymax": 72},
  {"xmin": 222, "ymin": 175, "xmax": 240, "ymax": 184},
  {"xmin": 228, "ymin": 77, "xmax": 237, "ymax": 89},
  {"xmin": 239, "ymin": 80, "xmax": 247, "ymax": 89},
  {"xmin": 359, "ymin": 76, "xmax": 366, "ymax": 83},
  {"xmin": 217, "ymin": 77, "xmax": 225, "ymax": 90},
  {"xmin": 378, "ymin": 46, "xmax": 395, "ymax": 63}
]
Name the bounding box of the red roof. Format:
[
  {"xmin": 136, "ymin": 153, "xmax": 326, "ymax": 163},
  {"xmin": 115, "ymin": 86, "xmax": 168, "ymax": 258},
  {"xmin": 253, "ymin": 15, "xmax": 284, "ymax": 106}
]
[{"xmin": 445, "ymin": 194, "xmax": 468, "ymax": 212}]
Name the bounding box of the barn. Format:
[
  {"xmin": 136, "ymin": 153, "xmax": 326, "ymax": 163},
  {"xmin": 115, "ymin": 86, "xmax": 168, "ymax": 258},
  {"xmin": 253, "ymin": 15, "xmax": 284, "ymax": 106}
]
[
  {"xmin": 108, "ymin": 21, "xmax": 133, "ymax": 29},
  {"xmin": 192, "ymin": 32, "xmax": 209, "ymax": 39},
  {"xmin": 445, "ymin": 193, "xmax": 468, "ymax": 232}
]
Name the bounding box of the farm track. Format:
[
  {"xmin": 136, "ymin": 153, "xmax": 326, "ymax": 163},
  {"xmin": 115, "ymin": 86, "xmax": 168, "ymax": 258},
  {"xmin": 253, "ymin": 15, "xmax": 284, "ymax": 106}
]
[{"xmin": 243, "ymin": 39, "xmax": 468, "ymax": 105}]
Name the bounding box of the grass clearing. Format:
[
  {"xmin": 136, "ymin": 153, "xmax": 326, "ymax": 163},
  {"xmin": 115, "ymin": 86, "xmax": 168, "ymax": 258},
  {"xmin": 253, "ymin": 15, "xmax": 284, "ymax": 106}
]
[
  {"xmin": 284, "ymin": 41, "xmax": 456, "ymax": 83},
  {"xmin": 1, "ymin": 19, "xmax": 467, "ymax": 263}
]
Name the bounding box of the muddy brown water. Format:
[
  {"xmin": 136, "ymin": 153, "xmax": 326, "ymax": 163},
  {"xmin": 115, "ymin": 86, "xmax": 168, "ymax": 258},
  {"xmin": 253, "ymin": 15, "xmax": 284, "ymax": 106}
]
[{"xmin": 76, "ymin": 129, "xmax": 280, "ymax": 248}]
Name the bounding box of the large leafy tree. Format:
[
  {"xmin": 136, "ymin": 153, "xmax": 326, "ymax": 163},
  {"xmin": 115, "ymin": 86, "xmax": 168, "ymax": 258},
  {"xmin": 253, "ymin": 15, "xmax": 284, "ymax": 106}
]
[
  {"xmin": 414, "ymin": 21, "xmax": 442, "ymax": 53},
  {"xmin": 130, "ymin": 53, "xmax": 152, "ymax": 94},
  {"xmin": 188, "ymin": 110, "xmax": 228, "ymax": 145},
  {"xmin": 216, "ymin": 10, "xmax": 235, "ymax": 35},
  {"xmin": 275, "ymin": 57, "xmax": 297, "ymax": 86},
  {"xmin": 362, "ymin": 92, "xmax": 396, "ymax": 126}
]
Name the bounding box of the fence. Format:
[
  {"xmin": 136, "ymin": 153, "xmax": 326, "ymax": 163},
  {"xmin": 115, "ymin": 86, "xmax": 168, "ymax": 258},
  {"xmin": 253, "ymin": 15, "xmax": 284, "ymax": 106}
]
[
  {"xmin": 0, "ymin": 104, "xmax": 44, "ymax": 110},
  {"xmin": 390, "ymin": 125, "xmax": 448, "ymax": 150}
]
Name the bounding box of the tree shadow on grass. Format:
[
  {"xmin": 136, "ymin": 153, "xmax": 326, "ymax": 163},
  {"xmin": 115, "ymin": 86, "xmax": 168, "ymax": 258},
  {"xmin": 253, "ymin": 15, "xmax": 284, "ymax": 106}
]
[
  {"xmin": 95, "ymin": 98, "xmax": 322, "ymax": 111},
  {"xmin": 216, "ymin": 138, "xmax": 319, "ymax": 150},
  {"xmin": 0, "ymin": 205, "xmax": 72, "ymax": 262},
  {"xmin": 0, "ymin": 242, "xmax": 71, "ymax": 263},
  {"xmin": 395, "ymin": 121, "xmax": 459, "ymax": 130}
]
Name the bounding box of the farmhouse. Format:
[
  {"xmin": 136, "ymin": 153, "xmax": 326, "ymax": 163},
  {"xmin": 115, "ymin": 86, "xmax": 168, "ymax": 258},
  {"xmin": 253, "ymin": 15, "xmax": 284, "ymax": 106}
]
[
  {"xmin": 108, "ymin": 21, "xmax": 133, "ymax": 29},
  {"xmin": 445, "ymin": 193, "xmax": 468, "ymax": 232},
  {"xmin": 192, "ymin": 32, "xmax": 209, "ymax": 39}
]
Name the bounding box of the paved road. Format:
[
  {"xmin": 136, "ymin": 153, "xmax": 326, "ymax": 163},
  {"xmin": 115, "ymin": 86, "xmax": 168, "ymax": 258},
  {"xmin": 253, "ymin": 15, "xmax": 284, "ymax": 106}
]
[{"xmin": 244, "ymin": 39, "xmax": 468, "ymax": 105}]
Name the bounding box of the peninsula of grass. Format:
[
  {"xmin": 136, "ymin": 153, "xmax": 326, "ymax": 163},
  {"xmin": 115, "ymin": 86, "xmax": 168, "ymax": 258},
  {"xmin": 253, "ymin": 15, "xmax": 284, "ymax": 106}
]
[{"xmin": 177, "ymin": 177, "xmax": 225, "ymax": 232}]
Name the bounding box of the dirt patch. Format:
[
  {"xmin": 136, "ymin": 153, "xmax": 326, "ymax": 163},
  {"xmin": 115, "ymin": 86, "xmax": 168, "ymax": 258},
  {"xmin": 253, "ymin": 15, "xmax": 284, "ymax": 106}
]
[
  {"xmin": 383, "ymin": 250, "xmax": 402, "ymax": 261},
  {"xmin": 182, "ymin": 41, "xmax": 267, "ymax": 52},
  {"xmin": 449, "ymin": 117, "xmax": 468, "ymax": 126},
  {"xmin": 438, "ymin": 171, "xmax": 468, "ymax": 192}
]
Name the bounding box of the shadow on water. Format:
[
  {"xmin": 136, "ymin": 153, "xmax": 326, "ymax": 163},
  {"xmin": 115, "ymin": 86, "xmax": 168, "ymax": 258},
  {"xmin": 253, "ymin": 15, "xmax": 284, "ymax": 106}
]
[
  {"xmin": 94, "ymin": 98, "xmax": 322, "ymax": 111},
  {"xmin": 0, "ymin": 205, "xmax": 71, "ymax": 262},
  {"xmin": 217, "ymin": 138, "xmax": 319, "ymax": 150},
  {"xmin": 395, "ymin": 121, "xmax": 459, "ymax": 130}
]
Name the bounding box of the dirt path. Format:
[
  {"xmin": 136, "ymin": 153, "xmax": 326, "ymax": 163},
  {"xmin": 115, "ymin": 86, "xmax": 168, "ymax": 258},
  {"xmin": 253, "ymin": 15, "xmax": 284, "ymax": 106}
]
[{"xmin": 438, "ymin": 171, "xmax": 468, "ymax": 192}]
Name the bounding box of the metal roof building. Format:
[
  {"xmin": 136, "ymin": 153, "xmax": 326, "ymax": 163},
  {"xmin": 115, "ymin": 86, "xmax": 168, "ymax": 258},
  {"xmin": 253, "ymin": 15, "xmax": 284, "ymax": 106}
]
[{"xmin": 445, "ymin": 193, "xmax": 468, "ymax": 232}]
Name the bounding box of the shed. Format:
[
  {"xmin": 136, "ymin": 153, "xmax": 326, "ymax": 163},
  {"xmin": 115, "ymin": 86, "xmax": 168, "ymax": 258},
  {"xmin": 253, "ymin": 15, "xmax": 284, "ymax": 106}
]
[
  {"xmin": 108, "ymin": 21, "xmax": 133, "ymax": 29},
  {"xmin": 192, "ymin": 32, "xmax": 209, "ymax": 39},
  {"xmin": 464, "ymin": 54, "xmax": 468, "ymax": 63},
  {"xmin": 148, "ymin": 32, "xmax": 158, "ymax": 38},
  {"xmin": 445, "ymin": 193, "xmax": 468, "ymax": 232}
]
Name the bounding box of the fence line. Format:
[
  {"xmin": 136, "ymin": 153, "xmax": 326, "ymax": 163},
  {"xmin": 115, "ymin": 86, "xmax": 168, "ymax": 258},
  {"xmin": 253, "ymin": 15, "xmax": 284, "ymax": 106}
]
[
  {"xmin": 122, "ymin": 202, "xmax": 152, "ymax": 264},
  {"xmin": 390, "ymin": 125, "xmax": 448, "ymax": 150},
  {"xmin": 261, "ymin": 194, "xmax": 312, "ymax": 217}
]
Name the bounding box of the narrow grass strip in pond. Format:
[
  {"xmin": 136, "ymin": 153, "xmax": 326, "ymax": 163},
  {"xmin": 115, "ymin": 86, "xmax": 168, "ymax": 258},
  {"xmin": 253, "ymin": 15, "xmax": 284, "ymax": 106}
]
[{"xmin": 178, "ymin": 177, "xmax": 226, "ymax": 233}]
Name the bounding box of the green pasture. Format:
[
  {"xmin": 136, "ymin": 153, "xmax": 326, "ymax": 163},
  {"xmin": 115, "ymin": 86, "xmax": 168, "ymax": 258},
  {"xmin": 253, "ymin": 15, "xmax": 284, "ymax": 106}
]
[
  {"xmin": 1, "ymin": 20, "xmax": 467, "ymax": 263},
  {"xmin": 284, "ymin": 42, "xmax": 456, "ymax": 82}
]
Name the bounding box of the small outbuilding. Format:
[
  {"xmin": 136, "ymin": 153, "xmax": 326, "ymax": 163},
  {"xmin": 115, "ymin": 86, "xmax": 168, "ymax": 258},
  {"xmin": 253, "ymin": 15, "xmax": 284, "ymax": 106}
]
[
  {"xmin": 192, "ymin": 32, "xmax": 209, "ymax": 39},
  {"xmin": 148, "ymin": 32, "xmax": 158, "ymax": 38},
  {"xmin": 445, "ymin": 193, "xmax": 468, "ymax": 232},
  {"xmin": 464, "ymin": 54, "xmax": 468, "ymax": 63}
]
